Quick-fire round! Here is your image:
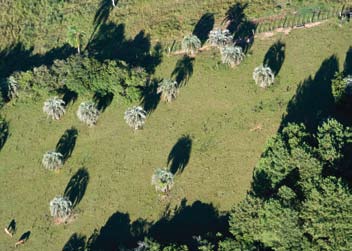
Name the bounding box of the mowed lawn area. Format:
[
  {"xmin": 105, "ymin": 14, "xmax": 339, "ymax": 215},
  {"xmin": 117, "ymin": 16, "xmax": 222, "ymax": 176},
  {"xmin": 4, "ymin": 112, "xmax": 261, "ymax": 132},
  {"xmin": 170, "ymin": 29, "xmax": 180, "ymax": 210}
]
[{"xmin": 0, "ymin": 21, "xmax": 351, "ymax": 250}]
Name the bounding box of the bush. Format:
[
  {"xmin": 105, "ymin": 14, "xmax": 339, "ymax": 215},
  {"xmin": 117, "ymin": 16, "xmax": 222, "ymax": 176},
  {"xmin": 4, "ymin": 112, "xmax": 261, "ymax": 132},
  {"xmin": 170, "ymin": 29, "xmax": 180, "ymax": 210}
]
[
  {"xmin": 157, "ymin": 79, "xmax": 179, "ymax": 102},
  {"xmin": 76, "ymin": 101, "xmax": 100, "ymax": 126},
  {"xmin": 182, "ymin": 35, "xmax": 201, "ymax": 55},
  {"xmin": 253, "ymin": 65, "xmax": 275, "ymax": 88},
  {"xmin": 208, "ymin": 28, "xmax": 233, "ymax": 48},
  {"xmin": 331, "ymin": 72, "xmax": 352, "ymax": 104},
  {"xmin": 43, "ymin": 97, "xmax": 66, "ymax": 120},
  {"xmin": 220, "ymin": 46, "xmax": 245, "ymax": 67},
  {"xmin": 42, "ymin": 151, "xmax": 63, "ymax": 171},
  {"xmin": 151, "ymin": 168, "xmax": 174, "ymax": 193},
  {"xmin": 124, "ymin": 106, "xmax": 147, "ymax": 130},
  {"xmin": 1, "ymin": 76, "xmax": 19, "ymax": 100},
  {"xmin": 49, "ymin": 196, "xmax": 72, "ymax": 222}
]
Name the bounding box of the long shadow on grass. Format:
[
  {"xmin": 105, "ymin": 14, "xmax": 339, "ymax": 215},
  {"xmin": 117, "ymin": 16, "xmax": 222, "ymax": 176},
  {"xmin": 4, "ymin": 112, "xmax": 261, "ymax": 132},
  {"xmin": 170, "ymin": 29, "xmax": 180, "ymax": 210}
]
[
  {"xmin": 94, "ymin": 91, "xmax": 114, "ymax": 112},
  {"xmin": 171, "ymin": 55, "xmax": 194, "ymax": 87},
  {"xmin": 344, "ymin": 46, "xmax": 352, "ymax": 75},
  {"xmin": 168, "ymin": 135, "xmax": 192, "ymax": 175},
  {"xmin": 140, "ymin": 78, "xmax": 161, "ymax": 114},
  {"xmin": 193, "ymin": 13, "xmax": 215, "ymax": 45},
  {"xmin": 56, "ymin": 128, "xmax": 78, "ymax": 162},
  {"xmin": 223, "ymin": 3, "xmax": 257, "ymax": 53},
  {"xmin": 88, "ymin": 22, "xmax": 163, "ymax": 74},
  {"xmin": 91, "ymin": 0, "xmax": 114, "ymax": 39},
  {"xmin": 0, "ymin": 118, "xmax": 9, "ymax": 152},
  {"xmin": 63, "ymin": 233, "xmax": 87, "ymax": 251},
  {"xmin": 64, "ymin": 168, "xmax": 89, "ymax": 208},
  {"xmin": 81, "ymin": 199, "xmax": 228, "ymax": 250},
  {"xmin": 279, "ymin": 55, "xmax": 339, "ymax": 133},
  {"xmin": 263, "ymin": 40, "xmax": 286, "ymax": 76}
]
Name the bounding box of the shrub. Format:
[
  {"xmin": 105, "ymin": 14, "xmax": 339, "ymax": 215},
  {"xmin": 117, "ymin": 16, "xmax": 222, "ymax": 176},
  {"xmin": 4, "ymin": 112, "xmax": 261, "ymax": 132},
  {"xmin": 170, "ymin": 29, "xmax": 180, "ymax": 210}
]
[
  {"xmin": 43, "ymin": 97, "xmax": 66, "ymax": 120},
  {"xmin": 220, "ymin": 46, "xmax": 245, "ymax": 67},
  {"xmin": 157, "ymin": 79, "xmax": 179, "ymax": 102},
  {"xmin": 331, "ymin": 72, "xmax": 352, "ymax": 104},
  {"xmin": 1, "ymin": 76, "xmax": 19, "ymax": 100},
  {"xmin": 253, "ymin": 65, "xmax": 275, "ymax": 88},
  {"xmin": 124, "ymin": 106, "xmax": 147, "ymax": 130},
  {"xmin": 182, "ymin": 35, "xmax": 201, "ymax": 55},
  {"xmin": 49, "ymin": 196, "xmax": 72, "ymax": 222},
  {"xmin": 208, "ymin": 28, "xmax": 233, "ymax": 48},
  {"xmin": 76, "ymin": 101, "xmax": 100, "ymax": 126},
  {"xmin": 42, "ymin": 151, "xmax": 63, "ymax": 171},
  {"xmin": 151, "ymin": 168, "xmax": 174, "ymax": 193}
]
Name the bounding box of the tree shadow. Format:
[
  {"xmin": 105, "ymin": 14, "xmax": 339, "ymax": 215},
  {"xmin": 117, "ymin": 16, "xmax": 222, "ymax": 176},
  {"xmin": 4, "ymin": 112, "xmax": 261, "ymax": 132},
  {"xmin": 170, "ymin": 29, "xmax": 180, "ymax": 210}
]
[
  {"xmin": 57, "ymin": 87, "xmax": 78, "ymax": 106},
  {"xmin": 92, "ymin": 0, "xmax": 114, "ymax": 39},
  {"xmin": 263, "ymin": 40, "xmax": 286, "ymax": 76},
  {"xmin": 93, "ymin": 91, "xmax": 114, "ymax": 112},
  {"xmin": 6, "ymin": 219, "xmax": 16, "ymax": 235},
  {"xmin": 168, "ymin": 135, "xmax": 192, "ymax": 175},
  {"xmin": 140, "ymin": 78, "xmax": 161, "ymax": 114},
  {"xmin": 280, "ymin": 55, "xmax": 339, "ymax": 133},
  {"xmin": 88, "ymin": 22, "xmax": 162, "ymax": 74},
  {"xmin": 64, "ymin": 168, "xmax": 89, "ymax": 208},
  {"xmin": 18, "ymin": 231, "xmax": 31, "ymax": 242},
  {"xmin": 344, "ymin": 46, "xmax": 352, "ymax": 75},
  {"xmin": 63, "ymin": 233, "xmax": 86, "ymax": 251},
  {"xmin": 171, "ymin": 55, "xmax": 194, "ymax": 86},
  {"xmin": 224, "ymin": 3, "xmax": 256, "ymax": 53},
  {"xmin": 0, "ymin": 118, "xmax": 9, "ymax": 152},
  {"xmin": 56, "ymin": 127, "xmax": 78, "ymax": 162},
  {"xmin": 192, "ymin": 13, "xmax": 215, "ymax": 45}
]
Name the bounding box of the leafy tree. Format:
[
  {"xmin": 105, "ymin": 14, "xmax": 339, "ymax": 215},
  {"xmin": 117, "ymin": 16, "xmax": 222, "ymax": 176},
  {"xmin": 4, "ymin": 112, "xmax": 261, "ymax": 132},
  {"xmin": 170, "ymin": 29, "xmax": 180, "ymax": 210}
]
[
  {"xmin": 77, "ymin": 102, "xmax": 100, "ymax": 126},
  {"xmin": 67, "ymin": 26, "xmax": 85, "ymax": 54},
  {"xmin": 331, "ymin": 72, "xmax": 352, "ymax": 104},
  {"xmin": 42, "ymin": 151, "xmax": 63, "ymax": 171},
  {"xmin": 124, "ymin": 106, "xmax": 147, "ymax": 130},
  {"xmin": 43, "ymin": 97, "xmax": 66, "ymax": 120},
  {"xmin": 151, "ymin": 168, "xmax": 174, "ymax": 193},
  {"xmin": 1, "ymin": 76, "xmax": 18, "ymax": 100},
  {"xmin": 157, "ymin": 79, "xmax": 178, "ymax": 102},
  {"xmin": 220, "ymin": 46, "xmax": 244, "ymax": 67},
  {"xmin": 253, "ymin": 65, "xmax": 275, "ymax": 88},
  {"xmin": 182, "ymin": 35, "xmax": 201, "ymax": 56},
  {"xmin": 300, "ymin": 177, "xmax": 352, "ymax": 250},
  {"xmin": 49, "ymin": 196, "xmax": 72, "ymax": 223},
  {"xmin": 207, "ymin": 28, "xmax": 233, "ymax": 48}
]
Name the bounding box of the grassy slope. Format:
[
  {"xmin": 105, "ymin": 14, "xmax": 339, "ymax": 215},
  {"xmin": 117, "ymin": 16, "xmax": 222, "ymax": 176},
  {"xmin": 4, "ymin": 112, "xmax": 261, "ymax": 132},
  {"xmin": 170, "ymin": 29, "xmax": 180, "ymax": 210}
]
[{"xmin": 0, "ymin": 20, "xmax": 351, "ymax": 250}]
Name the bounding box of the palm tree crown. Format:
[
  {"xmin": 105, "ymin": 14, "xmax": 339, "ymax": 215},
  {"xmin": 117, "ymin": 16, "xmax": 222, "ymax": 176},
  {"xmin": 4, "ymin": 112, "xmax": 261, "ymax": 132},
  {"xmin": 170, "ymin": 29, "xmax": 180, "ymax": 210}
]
[
  {"xmin": 76, "ymin": 101, "xmax": 100, "ymax": 126},
  {"xmin": 151, "ymin": 168, "xmax": 174, "ymax": 193},
  {"xmin": 124, "ymin": 106, "xmax": 147, "ymax": 130},
  {"xmin": 157, "ymin": 79, "xmax": 179, "ymax": 102},
  {"xmin": 182, "ymin": 35, "xmax": 201, "ymax": 55},
  {"xmin": 221, "ymin": 46, "xmax": 245, "ymax": 67},
  {"xmin": 42, "ymin": 151, "xmax": 64, "ymax": 171},
  {"xmin": 43, "ymin": 97, "xmax": 66, "ymax": 120},
  {"xmin": 253, "ymin": 65, "xmax": 275, "ymax": 88},
  {"xmin": 208, "ymin": 28, "xmax": 233, "ymax": 48}
]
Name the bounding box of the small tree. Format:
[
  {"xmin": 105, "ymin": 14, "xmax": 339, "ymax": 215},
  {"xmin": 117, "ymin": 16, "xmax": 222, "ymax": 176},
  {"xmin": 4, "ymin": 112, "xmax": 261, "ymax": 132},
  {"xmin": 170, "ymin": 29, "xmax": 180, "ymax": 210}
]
[
  {"xmin": 67, "ymin": 26, "xmax": 85, "ymax": 54},
  {"xmin": 43, "ymin": 97, "xmax": 66, "ymax": 120},
  {"xmin": 151, "ymin": 168, "xmax": 174, "ymax": 193},
  {"xmin": 124, "ymin": 106, "xmax": 147, "ymax": 130},
  {"xmin": 49, "ymin": 196, "xmax": 72, "ymax": 223},
  {"xmin": 1, "ymin": 76, "xmax": 19, "ymax": 100},
  {"xmin": 208, "ymin": 28, "xmax": 233, "ymax": 48},
  {"xmin": 253, "ymin": 65, "xmax": 275, "ymax": 88},
  {"xmin": 42, "ymin": 151, "xmax": 63, "ymax": 171},
  {"xmin": 221, "ymin": 46, "xmax": 245, "ymax": 67},
  {"xmin": 76, "ymin": 101, "xmax": 100, "ymax": 126},
  {"xmin": 332, "ymin": 72, "xmax": 352, "ymax": 103},
  {"xmin": 157, "ymin": 79, "xmax": 179, "ymax": 102},
  {"xmin": 182, "ymin": 34, "xmax": 201, "ymax": 56}
]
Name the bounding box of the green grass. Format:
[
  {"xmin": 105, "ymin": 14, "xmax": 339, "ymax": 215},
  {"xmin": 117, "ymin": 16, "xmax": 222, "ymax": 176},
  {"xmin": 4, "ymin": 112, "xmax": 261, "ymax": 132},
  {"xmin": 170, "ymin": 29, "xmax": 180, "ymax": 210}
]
[{"xmin": 0, "ymin": 20, "xmax": 351, "ymax": 250}]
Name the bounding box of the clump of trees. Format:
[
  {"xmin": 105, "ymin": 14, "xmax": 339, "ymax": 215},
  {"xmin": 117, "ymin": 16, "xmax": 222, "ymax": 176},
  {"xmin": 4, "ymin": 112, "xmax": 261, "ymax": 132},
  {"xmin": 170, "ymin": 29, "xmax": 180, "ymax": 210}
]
[
  {"xmin": 42, "ymin": 151, "xmax": 64, "ymax": 171},
  {"xmin": 221, "ymin": 46, "xmax": 245, "ymax": 67},
  {"xmin": 157, "ymin": 79, "xmax": 179, "ymax": 102},
  {"xmin": 253, "ymin": 65, "xmax": 275, "ymax": 88},
  {"xmin": 208, "ymin": 28, "xmax": 233, "ymax": 48},
  {"xmin": 182, "ymin": 34, "xmax": 201, "ymax": 56},
  {"xmin": 77, "ymin": 102, "xmax": 100, "ymax": 126},
  {"xmin": 43, "ymin": 97, "xmax": 66, "ymax": 120},
  {"xmin": 124, "ymin": 106, "xmax": 147, "ymax": 130},
  {"xmin": 151, "ymin": 168, "xmax": 174, "ymax": 193},
  {"xmin": 49, "ymin": 196, "xmax": 72, "ymax": 224}
]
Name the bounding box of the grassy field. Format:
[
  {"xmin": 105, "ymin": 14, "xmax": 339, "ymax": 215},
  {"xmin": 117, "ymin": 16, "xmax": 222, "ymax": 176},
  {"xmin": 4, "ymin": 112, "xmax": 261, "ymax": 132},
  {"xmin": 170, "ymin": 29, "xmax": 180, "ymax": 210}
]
[{"xmin": 0, "ymin": 19, "xmax": 351, "ymax": 250}]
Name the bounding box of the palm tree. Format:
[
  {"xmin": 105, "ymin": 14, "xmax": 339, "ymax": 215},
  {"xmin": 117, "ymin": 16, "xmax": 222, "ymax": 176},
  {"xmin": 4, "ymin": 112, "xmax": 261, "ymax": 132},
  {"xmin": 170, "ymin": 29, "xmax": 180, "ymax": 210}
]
[
  {"xmin": 67, "ymin": 26, "xmax": 85, "ymax": 54},
  {"xmin": 1, "ymin": 76, "xmax": 19, "ymax": 100},
  {"xmin": 124, "ymin": 106, "xmax": 147, "ymax": 130},
  {"xmin": 182, "ymin": 34, "xmax": 201, "ymax": 56},
  {"xmin": 43, "ymin": 97, "xmax": 66, "ymax": 120},
  {"xmin": 151, "ymin": 168, "xmax": 174, "ymax": 193},
  {"xmin": 344, "ymin": 75, "xmax": 352, "ymax": 95},
  {"xmin": 49, "ymin": 196, "xmax": 72, "ymax": 223},
  {"xmin": 253, "ymin": 65, "xmax": 275, "ymax": 88},
  {"xmin": 42, "ymin": 151, "xmax": 64, "ymax": 171},
  {"xmin": 221, "ymin": 46, "xmax": 245, "ymax": 67},
  {"xmin": 208, "ymin": 28, "xmax": 233, "ymax": 48},
  {"xmin": 157, "ymin": 79, "xmax": 179, "ymax": 102},
  {"xmin": 76, "ymin": 101, "xmax": 100, "ymax": 126}
]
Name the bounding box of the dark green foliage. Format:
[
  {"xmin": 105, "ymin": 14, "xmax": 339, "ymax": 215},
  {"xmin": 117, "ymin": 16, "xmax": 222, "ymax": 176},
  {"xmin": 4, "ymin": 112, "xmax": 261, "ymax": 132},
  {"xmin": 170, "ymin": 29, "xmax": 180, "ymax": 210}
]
[
  {"xmin": 0, "ymin": 116, "xmax": 9, "ymax": 151},
  {"xmin": 300, "ymin": 177, "xmax": 352, "ymax": 250},
  {"xmin": 331, "ymin": 72, "xmax": 347, "ymax": 103}
]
